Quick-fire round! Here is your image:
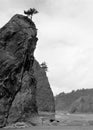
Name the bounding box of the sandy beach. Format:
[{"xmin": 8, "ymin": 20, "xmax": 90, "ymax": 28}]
[
  {"xmin": 3, "ymin": 124, "xmax": 93, "ymax": 130},
  {"xmin": 3, "ymin": 112, "xmax": 93, "ymax": 130}
]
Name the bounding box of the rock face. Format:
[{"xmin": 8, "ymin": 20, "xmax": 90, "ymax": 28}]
[
  {"xmin": 8, "ymin": 60, "xmax": 55, "ymax": 125},
  {"xmin": 0, "ymin": 14, "xmax": 38, "ymax": 127},
  {"xmin": 33, "ymin": 60, "xmax": 55, "ymax": 112}
]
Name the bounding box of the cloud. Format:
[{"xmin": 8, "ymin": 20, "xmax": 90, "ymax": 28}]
[
  {"xmin": 35, "ymin": 0, "xmax": 93, "ymax": 95},
  {"xmin": 0, "ymin": 0, "xmax": 93, "ymax": 95}
]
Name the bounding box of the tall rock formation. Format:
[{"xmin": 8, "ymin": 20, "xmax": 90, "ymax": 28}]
[
  {"xmin": 33, "ymin": 60, "xmax": 55, "ymax": 112},
  {"xmin": 8, "ymin": 60, "xmax": 55, "ymax": 126},
  {"xmin": 0, "ymin": 14, "xmax": 38, "ymax": 127}
]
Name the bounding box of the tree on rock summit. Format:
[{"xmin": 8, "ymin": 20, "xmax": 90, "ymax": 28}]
[
  {"xmin": 41, "ymin": 62, "xmax": 48, "ymax": 72},
  {"xmin": 24, "ymin": 8, "xmax": 38, "ymax": 20}
]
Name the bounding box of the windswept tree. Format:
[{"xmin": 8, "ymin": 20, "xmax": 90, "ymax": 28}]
[
  {"xmin": 24, "ymin": 8, "xmax": 38, "ymax": 20},
  {"xmin": 41, "ymin": 62, "xmax": 48, "ymax": 72}
]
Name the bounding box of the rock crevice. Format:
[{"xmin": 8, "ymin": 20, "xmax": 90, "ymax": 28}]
[{"xmin": 0, "ymin": 14, "xmax": 38, "ymax": 127}]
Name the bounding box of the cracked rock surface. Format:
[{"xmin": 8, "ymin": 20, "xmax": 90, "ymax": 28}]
[{"xmin": 0, "ymin": 14, "xmax": 38, "ymax": 127}]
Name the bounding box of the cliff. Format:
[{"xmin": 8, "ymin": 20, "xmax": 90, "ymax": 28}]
[
  {"xmin": 8, "ymin": 59, "xmax": 55, "ymax": 125},
  {"xmin": 33, "ymin": 60, "xmax": 55, "ymax": 112},
  {"xmin": 0, "ymin": 14, "xmax": 38, "ymax": 127},
  {"xmin": 0, "ymin": 13, "xmax": 55, "ymax": 128}
]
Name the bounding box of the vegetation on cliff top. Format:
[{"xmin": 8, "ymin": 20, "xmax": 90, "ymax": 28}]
[{"xmin": 24, "ymin": 8, "xmax": 38, "ymax": 19}]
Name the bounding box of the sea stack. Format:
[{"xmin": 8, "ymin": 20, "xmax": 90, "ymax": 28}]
[
  {"xmin": 0, "ymin": 13, "xmax": 55, "ymax": 127},
  {"xmin": 0, "ymin": 14, "xmax": 38, "ymax": 127}
]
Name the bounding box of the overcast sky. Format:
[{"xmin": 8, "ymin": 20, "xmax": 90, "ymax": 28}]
[{"xmin": 0, "ymin": 0, "xmax": 93, "ymax": 95}]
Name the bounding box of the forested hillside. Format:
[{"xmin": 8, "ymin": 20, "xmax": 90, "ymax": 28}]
[{"xmin": 55, "ymin": 88, "xmax": 93, "ymax": 112}]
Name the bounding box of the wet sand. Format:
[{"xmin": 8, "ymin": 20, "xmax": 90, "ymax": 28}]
[
  {"xmin": 3, "ymin": 112, "xmax": 93, "ymax": 130},
  {"xmin": 2, "ymin": 125, "xmax": 93, "ymax": 130}
]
